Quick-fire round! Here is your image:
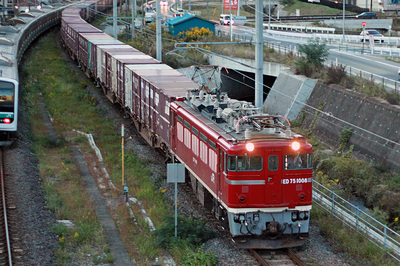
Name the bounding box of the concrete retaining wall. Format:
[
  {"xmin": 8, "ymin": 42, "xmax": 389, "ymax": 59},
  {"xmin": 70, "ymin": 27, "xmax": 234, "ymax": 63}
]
[
  {"xmin": 264, "ymin": 73, "xmax": 400, "ymax": 171},
  {"xmin": 302, "ymin": 83, "xmax": 400, "ymax": 171}
]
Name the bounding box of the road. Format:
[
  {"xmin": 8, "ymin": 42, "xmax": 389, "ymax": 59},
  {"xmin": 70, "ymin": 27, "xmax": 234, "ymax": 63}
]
[{"xmin": 217, "ymin": 24, "xmax": 400, "ymax": 83}]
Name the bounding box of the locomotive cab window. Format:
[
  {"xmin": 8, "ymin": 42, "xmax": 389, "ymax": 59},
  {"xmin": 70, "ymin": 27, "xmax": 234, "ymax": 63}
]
[
  {"xmin": 0, "ymin": 82, "xmax": 14, "ymax": 112},
  {"xmin": 228, "ymin": 155, "xmax": 262, "ymax": 171},
  {"xmin": 284, "ymin": 153, "xmax": 312, "ymax": 170}
]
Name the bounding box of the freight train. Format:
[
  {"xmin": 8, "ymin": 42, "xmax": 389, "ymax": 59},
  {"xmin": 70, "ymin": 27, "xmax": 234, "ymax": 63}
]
[{"xmin": 61, "ymin": 0, "xmax": 313, "ymax": 249}]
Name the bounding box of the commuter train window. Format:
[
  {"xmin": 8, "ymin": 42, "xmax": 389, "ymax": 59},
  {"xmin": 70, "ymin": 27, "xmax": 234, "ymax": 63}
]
[
  {"xmin": 268, "ymin": 155, "xmax": 279, "ymax": 171},
  {"xmin": 0, "ymin": 82, "xmax": 14, "ymax": 112},
  {"xmin": 228, "ymin": 155, "xmax": 262, "ymax": 171},
  {"xmin": 284, "ymin": 153, "xmax": 312, "ymax": 170}
]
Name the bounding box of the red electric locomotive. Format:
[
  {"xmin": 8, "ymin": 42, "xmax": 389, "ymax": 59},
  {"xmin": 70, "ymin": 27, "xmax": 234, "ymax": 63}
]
[{"xmin": 170, "ymin": 90, "xmax": 313, "ymax": 249}]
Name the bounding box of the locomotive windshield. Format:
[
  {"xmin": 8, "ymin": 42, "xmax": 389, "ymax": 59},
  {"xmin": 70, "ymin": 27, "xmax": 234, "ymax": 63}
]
[
  {"xmin": 228, "ymin": 155, "xmax": 262, "ymax": 171},
  {"xmin": 284, "ymin": 153, "xmax": 312, "ymax": 170},
  {"xmin": 0, "ymin": 82, "xmax": 14, "ymax": 113}
]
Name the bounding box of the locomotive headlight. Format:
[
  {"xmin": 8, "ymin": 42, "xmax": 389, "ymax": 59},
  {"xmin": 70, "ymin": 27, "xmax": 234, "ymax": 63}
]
[
  {"xmin": 246, "ymin": 142, "xmax": 254, "ymax": 152},
  {"xmin": 299, "ymin": 212, "xmax": 305, "ymax": 220},
  {"xmin": 291, "ymin": 141, "xmax": 300, "ymax": 151}
]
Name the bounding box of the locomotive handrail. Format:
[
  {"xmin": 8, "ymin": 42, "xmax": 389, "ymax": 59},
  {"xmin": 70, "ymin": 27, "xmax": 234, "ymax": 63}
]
[{"xmin": 312, "ymin": 180, "xmax": 400, "ymax": 261}]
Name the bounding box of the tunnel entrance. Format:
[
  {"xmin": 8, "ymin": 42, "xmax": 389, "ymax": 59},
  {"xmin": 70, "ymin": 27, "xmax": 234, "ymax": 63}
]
[{"xmin": 220, "ymin": 68, "xmax": 276, "ymax": 104}]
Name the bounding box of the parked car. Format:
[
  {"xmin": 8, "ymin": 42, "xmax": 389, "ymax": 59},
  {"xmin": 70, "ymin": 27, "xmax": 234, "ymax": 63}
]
[
  {"xmin": 356, "ymin": 12, "xmax": 378, "ymax": 19},
  {"xmin": 360, "ymin": 29, "xmax": 384, "ymax": 43}
]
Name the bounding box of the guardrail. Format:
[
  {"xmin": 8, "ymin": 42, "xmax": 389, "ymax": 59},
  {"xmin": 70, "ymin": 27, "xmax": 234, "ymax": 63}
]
[
  {"xmin": 313, "ymin": 181, "xmax": 400, "ymax": 262},
  {"xmin": 247, "ymin": 14, "xmax": 357, "ymax": 21},
  {"xmin": 268, "ymin": 23, "xmax": 335, "ymax": 34}
]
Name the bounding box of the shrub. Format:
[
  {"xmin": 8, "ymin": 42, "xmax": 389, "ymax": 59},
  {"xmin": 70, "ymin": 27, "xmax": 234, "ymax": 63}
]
[
  {"xmin": 154, "ymin": 216, "xmax": 217, "ymax": 248},
  {"xmin": 295, "ymin": 41, "xmax": 328, "ymax": 77},
  {"xmin": 180, "ymin": 244, "xmax": 217, "ymax": 266},
  {"xmin": 325, "ymin": 64, "xmax": 348, "ymax": 85},
  {"xmin": 385, "ymin": 90, "xmax": 400, "ymax": 105}
]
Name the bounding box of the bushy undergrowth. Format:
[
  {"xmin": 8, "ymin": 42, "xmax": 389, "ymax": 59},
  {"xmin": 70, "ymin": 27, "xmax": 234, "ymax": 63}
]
[
  {"xmin": 311, "ymin": 207, "xmax": 394, "ymax": 265},
  {"xmin": 314, "ymin": 152, "xmax": 400, "ymax": 228},
  {"xmin": 324, "ymin": 64, "xmax": 349, "ymax": 85},
  {"xmin": 154, "ymin": 216, "xmax": 217, "ymax": 265},
  {"xmin": 155, "ymin": 216, "xmax": 217, "ymax": 248}
]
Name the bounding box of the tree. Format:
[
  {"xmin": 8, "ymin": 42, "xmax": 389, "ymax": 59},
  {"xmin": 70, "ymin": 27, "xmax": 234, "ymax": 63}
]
[{"xmin": 295, "ymin": 41, "xmax": 328, "ymax": 77}]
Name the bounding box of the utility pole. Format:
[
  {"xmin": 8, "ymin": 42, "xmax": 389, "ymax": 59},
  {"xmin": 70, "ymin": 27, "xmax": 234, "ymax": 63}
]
[
  {"xmin": 207, "ymin": 0, "xmax": 209, "ymax": 20},
  {"xmin": 156, "ymin": 0, "xmax": 161, "ymax": 61},
  {"xmin": 131, "ymin": 0, "xmax": 136, "ymax": 39},
  {"xmin": 113, "ymin": 0, "xmax": 117, "ymax": 38},
  {"xmin": 255, "ymin": 0, "xmax": 263, "ymax": 111},
  {"xmin": 229, "ymin": 0, "xmax": 232, "ymax": 41},
  {"xmin": 268, "ymin": 0, "xmax": 271, "ymax": 30},
  {"xmin": 342, "ymin": 0, "xmax": 345, "ymax": 43}
]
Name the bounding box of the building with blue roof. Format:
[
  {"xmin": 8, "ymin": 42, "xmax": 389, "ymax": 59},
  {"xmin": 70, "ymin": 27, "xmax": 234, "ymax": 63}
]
[{"xmin": 166, "ymin": 13, "xmax": 216, "ymax": 36}]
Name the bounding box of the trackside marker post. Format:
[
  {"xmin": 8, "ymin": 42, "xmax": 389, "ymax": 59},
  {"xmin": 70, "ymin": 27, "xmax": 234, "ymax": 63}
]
[
  {"xmin": 167, "ymin": 161, "xmax": 185, "ymax": 237},
  {"xmin": 122, "ymin": 124, "xmax": 128, "ymax": 201},
  {"xmin": 122, "ymin": 124, "xmax": 124, "ymax": 186}
]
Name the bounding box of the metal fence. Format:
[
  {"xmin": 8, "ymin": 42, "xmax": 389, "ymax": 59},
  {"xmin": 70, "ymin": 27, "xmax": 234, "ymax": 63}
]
[{"xmin": 313, "ymin": 180, "xmax": 400, "ymax": 262}]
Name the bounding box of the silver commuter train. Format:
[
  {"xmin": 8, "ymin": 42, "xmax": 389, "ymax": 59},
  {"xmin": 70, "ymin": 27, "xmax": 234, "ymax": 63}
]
[{"xmin": 0, "ymin": 2, "xmax": 70, "ymax": 144}]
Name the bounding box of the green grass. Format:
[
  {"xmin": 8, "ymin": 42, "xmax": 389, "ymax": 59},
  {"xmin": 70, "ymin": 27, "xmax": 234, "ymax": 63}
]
[{"xmin": 283, "ymin": 0, "xmax": 354, "ymax": 16}]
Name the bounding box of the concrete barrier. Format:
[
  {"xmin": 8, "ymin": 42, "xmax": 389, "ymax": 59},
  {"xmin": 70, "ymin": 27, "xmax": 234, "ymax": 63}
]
[{"xmin": 263, "ymin": 73, "xmax": 317, "ymax": 121}]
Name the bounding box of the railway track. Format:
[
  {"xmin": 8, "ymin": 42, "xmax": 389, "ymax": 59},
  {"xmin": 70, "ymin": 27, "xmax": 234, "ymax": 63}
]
[
  {"xmin": 250, "ymin": 248, "xmax": 305, "ymax": 266},
  {"xmin": 0, "ymin": 148, "xmax": 12, "ymax": 265}
]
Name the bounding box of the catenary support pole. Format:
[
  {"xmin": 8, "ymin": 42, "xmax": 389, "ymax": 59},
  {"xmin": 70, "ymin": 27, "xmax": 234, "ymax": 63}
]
[
  {"xmin": 156, "ymin": 0, "xmax": 162, "ymax": 61},
  {"xmin": 255, "ymin": 0, "xmax": 263, "ymax": 111},
  {"xmin": 113, "ymin": 0, "xmax": 117, "ymax": 38}
]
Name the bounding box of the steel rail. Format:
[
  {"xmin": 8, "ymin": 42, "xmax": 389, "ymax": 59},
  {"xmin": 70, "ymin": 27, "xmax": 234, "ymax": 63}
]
[
  {"xmin": 287, "ymin": 248, "xmax": 305, "ymax": 266},
  {"xmin": 0, "ymin": 148, "xmax": 12, "ymax": 265},
  {"xmin": 249, "ymin": 249, "xmax": 269, "ymax": 266}
]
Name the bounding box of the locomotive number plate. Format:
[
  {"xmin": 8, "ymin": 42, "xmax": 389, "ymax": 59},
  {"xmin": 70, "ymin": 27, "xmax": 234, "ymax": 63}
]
[{"xmin": 281, "ymin": 178, "xmax": 309, "ymax": 185}]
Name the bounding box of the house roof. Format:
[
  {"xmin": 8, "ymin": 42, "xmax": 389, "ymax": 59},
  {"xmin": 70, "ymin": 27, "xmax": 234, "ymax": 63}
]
[{"xmin": 167, "ymin": 14, "xmax": 216, "ymax": 27}]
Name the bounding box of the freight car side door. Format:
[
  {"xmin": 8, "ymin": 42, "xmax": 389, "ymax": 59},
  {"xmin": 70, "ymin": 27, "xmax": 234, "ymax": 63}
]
[{"xmin": 264, "ymin": 151, "xmax": 282, "ymax": 205}]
